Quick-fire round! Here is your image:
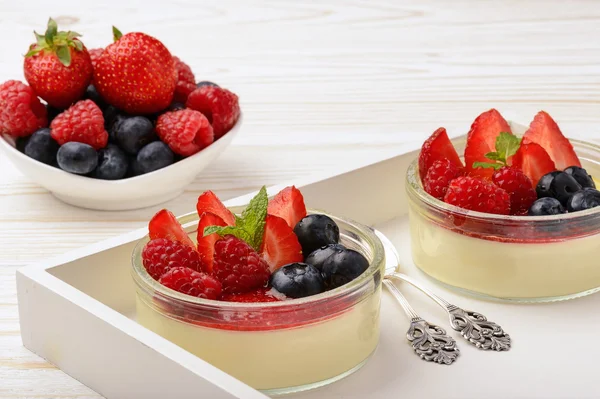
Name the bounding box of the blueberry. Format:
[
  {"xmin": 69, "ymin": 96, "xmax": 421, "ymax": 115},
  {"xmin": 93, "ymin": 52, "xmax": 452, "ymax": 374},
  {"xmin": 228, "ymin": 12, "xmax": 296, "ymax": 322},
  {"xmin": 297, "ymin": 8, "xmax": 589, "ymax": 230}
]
[
  {"xmin": 136, "ymin": 141, "xmax": 174, "ymax": 174},
  {"xmin": 528, "ymin": 197, "xmax": 566, "ymax": 216},
  {"xmin": 103, "ymin": 105, "xmax": 121, "ymax": 132},
  {"xmin": 93, "ymin": 144, "xmax": 128, "ymax": 180},
  {"xmin": 46, "ymin": 104, "xmax": 62, "ymax": 123},
  {"xmin": 111, "ymin": 116, "xmax": 156, "ymax": 154},
  {"xmin": 167, "ymin": 102, "xmax": 185, "ymax": 112},
  {"xmin": 57, "ymin": 142, "xmax": 98, "ymax": 174},
  {"xmin": 270, "ymin": 263, "xmax": 325, "ymax": 298},
  {"xmin": 23, "ymin": 128, "xmax": 59, "ymax": 165},
  {"xmin": 536, "ymin": 171, "xmax": 561, "ymax": 198},
  {"xmin": 304, "ymin": 244, "xmax": 345, "ymax": 271},
  {"xmin": 567, "ymin": 189, "xmax": 600, "ymax": 212},
  {"xmin": 16, "ymin": 136, "xmax": 30, "ymax": 153},
  {"xmin": 294, "ymin": 214, "xmax": 340, "ymax": 256},
  {"xmin": 564, "ymin": 166, "xmax": 595, "ymax": 189},
  {"xmin": 126, "ymin": 155, "xmax": 144, "ymax": 178},
  {"xmin": 321, "ymin": 248, "xmax": 369, "ymax": 289},
  {"xmin": 84, "ymin": 85, "xmax": 106, "ymax": 109},
  {"xmin": 196, "ymin": 81, "xmax": 219, "ymax": 88},
  {"xmin": 549, "ymin": 172, "xmax": 582, "ymax": 205}
]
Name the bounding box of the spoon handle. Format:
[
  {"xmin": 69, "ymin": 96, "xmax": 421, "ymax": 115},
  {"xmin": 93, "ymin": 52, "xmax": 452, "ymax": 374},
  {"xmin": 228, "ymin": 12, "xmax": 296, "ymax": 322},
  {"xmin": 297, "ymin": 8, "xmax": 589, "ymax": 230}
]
[
  {"xmin": 383, "ymin": 279, "xmax": 420, "ymax": 321},
  {"xmin": 389, "ymin": 272, "xmax": 453, "ymax": 310}
]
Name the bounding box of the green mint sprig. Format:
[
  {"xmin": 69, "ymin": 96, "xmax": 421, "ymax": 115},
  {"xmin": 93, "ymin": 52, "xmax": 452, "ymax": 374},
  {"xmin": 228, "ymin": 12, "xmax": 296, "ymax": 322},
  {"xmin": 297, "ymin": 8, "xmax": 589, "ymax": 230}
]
[
  {"xmin": 203, "ymin": 186, "xmax": 268, "ymax": 251},
  {"xmin": 472, "ymin": 132, "xmax": 521, "ymax": 170}
]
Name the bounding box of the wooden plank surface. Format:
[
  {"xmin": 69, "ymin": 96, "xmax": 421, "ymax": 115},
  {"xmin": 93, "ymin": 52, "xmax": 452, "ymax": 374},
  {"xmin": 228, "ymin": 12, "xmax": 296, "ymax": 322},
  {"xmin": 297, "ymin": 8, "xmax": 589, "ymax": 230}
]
[{"xmin": 1, "ymin": 0, "xmax": 599, "ymax": 397}]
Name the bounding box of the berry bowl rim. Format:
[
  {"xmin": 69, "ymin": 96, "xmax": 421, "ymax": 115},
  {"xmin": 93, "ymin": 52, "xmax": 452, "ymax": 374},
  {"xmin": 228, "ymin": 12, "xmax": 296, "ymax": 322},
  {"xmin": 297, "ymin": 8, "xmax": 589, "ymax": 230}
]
[{"xmin": 130, "ymin": 209, "xmax": 386, "ymax": 312}]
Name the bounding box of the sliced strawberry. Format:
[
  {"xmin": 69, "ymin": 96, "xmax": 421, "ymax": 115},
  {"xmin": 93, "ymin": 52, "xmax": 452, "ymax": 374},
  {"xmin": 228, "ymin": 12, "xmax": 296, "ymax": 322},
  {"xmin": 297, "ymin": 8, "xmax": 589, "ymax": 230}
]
[
  {"xmin": 196, "ymin": 212, "xmax": 227, "ymax": 273},
  {"xmin": 267, "ymin": 186, "xmax": 307, "ymax": 229},
  {"xmin": 148, "ymin": 209, "xmax": 195, "ymax": 249},
  {"xmin": 464, "ymin": 109, "xmax": 512, "ymax": 180},
  {"xmin": 522, "ymin": 111, "xmax": 581, "ymax": 170},
  {"xmin": 196, "ymin": 190, "xmax": 236, "ymax": 226},
  {"xmin": 260, "ymin": 215, "xmax": 303, "ymax": 272},
  {"xmin": 418, "ymin": 127, "xmax": 463, "ymax": 181},
  {"xmin": 512, "ymin": 142, "xmax": 557, "ymax": 187}
]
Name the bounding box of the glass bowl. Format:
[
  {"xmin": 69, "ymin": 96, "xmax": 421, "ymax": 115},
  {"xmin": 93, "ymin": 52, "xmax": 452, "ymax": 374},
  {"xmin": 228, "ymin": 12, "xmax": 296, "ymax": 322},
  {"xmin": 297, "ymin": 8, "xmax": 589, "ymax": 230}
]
[
  {"xmin": 131, "ymin": 210, "xmax": 385, "ymax": 395},
  {"xmin": 406, "ymin": 138, "xmax": 600, "ymax": 303}
]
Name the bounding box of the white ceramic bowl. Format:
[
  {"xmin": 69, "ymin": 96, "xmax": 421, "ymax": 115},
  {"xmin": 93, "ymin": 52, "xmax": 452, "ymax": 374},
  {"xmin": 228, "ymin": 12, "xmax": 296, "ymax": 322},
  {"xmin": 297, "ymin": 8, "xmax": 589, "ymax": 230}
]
[{"xmin": 0, "ymin": 115, "xmax": 242, "ymax": 211}]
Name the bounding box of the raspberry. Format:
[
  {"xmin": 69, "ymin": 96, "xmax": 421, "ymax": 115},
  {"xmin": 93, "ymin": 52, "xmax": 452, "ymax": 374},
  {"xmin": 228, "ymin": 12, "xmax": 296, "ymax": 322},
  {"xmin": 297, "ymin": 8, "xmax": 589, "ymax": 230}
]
[
  {"xmin": 159, "ymin": 266, "xmax": 222, "ymax": 300},
  {"xmin": 221, "ymin": 288, "xmax": 282, "ymax": 303},
  {"xmin": 492, "ymin": 167, "xmax": 537, "ymax": 215},
  {"xmin": 155, "ymin": 109, "xmax": 214, "ymax": 156},
  {"xmin": 0, "ymin": 80, "xmax": 48, "ymax": 137},
  {"xmin": 213, "ymin": 235, "xmax": 271, "ymax": 294},
  {"xmin": 423, "ymin": 158, "xmax": 464, "ymax": 200},
  {"xmin": 172, "ymin": 56, "xmax": 196, "ymax": 103},
  {"xmin": 142, "ymin": 238, "xmax": 202, "ymax": 280},
  {"xmin": 186, "ymin": 86, "xmax": 240, "ymax": 139},
  {"xmin": 444, "ymin": 176, "xmax": 511, "ymax": 215},
  {"xmin": 89, "ymin": 48, "xmax": 104, "ymax": 69},
  {"xmin": 50, "ymin": 100, "xmax": 108, "ymax": 149}
]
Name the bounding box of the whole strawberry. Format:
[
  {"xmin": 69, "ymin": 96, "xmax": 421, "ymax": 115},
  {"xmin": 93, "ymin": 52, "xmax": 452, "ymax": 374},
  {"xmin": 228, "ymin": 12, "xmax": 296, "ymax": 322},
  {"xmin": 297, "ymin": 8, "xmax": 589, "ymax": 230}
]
[
  {"xmin": 24, "ymin": 18, "xmax": 93, "ymax": 109},
  {"xmin": 93, "ymin": 27, "xmax": 176, "ymax": 114}
]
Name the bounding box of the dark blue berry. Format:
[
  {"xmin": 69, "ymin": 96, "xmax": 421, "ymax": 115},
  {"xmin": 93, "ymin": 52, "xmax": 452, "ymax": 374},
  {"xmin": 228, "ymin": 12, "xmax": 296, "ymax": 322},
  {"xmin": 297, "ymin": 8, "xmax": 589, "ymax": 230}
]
[
  {"xmin": 567, "ymin": 189, "xmax": 600, "ymax": 212},
  {"xmin": 564, "ymin": 166, "xmax": 595, "ymax": 189},
  {"xmin": 294, "ymin": 214, "xmax": 340, "ymax": 256},
  {"xmin": 136, "ymin": 141, "xmax": 174, "ymax": 174},
  {"xmin": 16, "ymin": 136, "xmax": 29, "ymax": 153},
  {"xmin": 167, "ymin": 102, "xmax": 185, "ymax": 112},
  {"xmin": 536, "ymin": 171, "xmax": 561, "ymax": 198},
  {"xmin": 57, "ymin": 142, "xmax": 98, "ymax": 174},
  {"xmin": 126, "ymin": 155, "xmax": 144, "ymax": 178},
  {"xmin": 93, "ymin": 144, "xmax": 128, "ymax": 180},
  {"xmin": 196, "ymin": 81, "xmax": 219, "ymax": 88},
  {"xmin": 45, "ymin": 104, "xmax": 62, "ymax": 123},
  {"xmin": 304, "ymin": 244, "xmax": 345, "ymax": 271},
  {"xmin": 84, "ymin": 85, "xmax": 106, "ymax": 109},
  {"xmin": 549, "ymin": 172, "xmax": 581, "ymax": 205},
  {"xmin": 112, "ymin": 116, "xmax": 156, "ymax": 154},
  {"xmin": 24, "ymin": 128, "xmax": 59, "ymax": 165},
  {"xmin": 270, "ymin": 263, "xmax": 325, "ymax": 298},
  {"xmin": 528, "ymin": 197, "xmax": 565, "ymax": 216},
  {"xmin": 103, "ymin": 105, "xmax": 121, "ymax": 133},
  {"xmin": 321, "ymin": 248, "xmax": 369, "ymax": 289}
]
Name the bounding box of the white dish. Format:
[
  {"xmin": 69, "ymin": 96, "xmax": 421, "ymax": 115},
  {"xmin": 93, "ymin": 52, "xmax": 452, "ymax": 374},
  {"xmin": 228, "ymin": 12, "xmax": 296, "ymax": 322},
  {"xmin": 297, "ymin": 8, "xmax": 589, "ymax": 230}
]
[{"xmin": 0, "ymin": 114, "xmax": 242, "ymax": 211}]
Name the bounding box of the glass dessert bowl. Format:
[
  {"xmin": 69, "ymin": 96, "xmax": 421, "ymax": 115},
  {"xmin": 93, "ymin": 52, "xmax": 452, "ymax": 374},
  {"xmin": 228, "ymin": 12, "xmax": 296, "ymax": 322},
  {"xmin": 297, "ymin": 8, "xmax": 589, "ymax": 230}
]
[
  {"xmin": 131, "ymin": 187, "xmax": 385, "ymax": 395},
  {"xmin": 408, "ymin": 109, "xmax": 600, "ymax": 302}
]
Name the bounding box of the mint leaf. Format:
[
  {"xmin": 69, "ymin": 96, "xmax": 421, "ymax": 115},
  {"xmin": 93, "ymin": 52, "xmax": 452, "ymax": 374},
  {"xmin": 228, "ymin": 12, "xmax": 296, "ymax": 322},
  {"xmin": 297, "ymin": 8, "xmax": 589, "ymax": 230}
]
[
  {"xmin": 203, "ymin": 226, "xmax": 253, "ymax": 244},
  {"xmin": 495, "ymin": 132, "xmax": 521, "ymax": 161},
  {"xmin": 483, "ymin": 152, "xmax": 502, "ymax": 161},
  {"xmin": 472, "ymin": 162, "xmax": 503, "ymax": 170}
]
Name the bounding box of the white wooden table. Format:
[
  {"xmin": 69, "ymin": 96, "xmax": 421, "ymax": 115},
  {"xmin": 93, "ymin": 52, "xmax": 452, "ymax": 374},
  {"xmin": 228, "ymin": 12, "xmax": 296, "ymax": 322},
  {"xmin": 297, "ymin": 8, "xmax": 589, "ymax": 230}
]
[{"xmin": 1, "ymin": 1, "xmax": 599, "ymax": 397}]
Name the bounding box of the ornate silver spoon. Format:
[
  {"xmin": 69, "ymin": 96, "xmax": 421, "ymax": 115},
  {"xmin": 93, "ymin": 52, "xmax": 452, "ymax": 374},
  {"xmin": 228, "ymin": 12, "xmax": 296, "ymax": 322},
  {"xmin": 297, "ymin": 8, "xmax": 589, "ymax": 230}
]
[
  {"xmin": 383, "ymin": 279, "xmax": 460, "ymax": 365},
  {"xmin": 374, "ymin": 229, "xmax": 511, "ymax": 352}
]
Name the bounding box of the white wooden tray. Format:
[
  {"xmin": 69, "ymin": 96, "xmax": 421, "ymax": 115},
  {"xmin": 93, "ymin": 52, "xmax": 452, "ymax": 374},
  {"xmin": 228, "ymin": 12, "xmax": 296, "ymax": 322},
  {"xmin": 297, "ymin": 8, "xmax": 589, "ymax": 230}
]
[{"xmin": 17, "ymin": 122, "xmax": 600, "ymax": 398}]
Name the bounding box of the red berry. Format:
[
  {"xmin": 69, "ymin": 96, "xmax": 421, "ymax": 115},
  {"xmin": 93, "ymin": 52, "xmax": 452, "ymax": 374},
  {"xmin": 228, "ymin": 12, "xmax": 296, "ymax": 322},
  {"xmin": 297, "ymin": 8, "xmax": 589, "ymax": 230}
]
[
  {"xmin": 213, "ymin": 236, "xmax": 271, "ymax": 294},
  {"xmin": 260, "ymin": 214, "xmax": 303, "ymax": 272},
  {"xmin": 267, "ymin": 186, "xmax": 307, "ymax": 229},
  {"xmin": 444, "ymin": 176, "xmax": 511, "ymax": 215},
  {"xmin": 418, "ymin": 127, "xmax": 463, "ymax": 181},
  {"xmin": 196, "ymin": 212, "xmax": 228, "ymax": 273},
  {"xmin": 159, "ymin": 266, "xmax": 222, "ymax": 300},
  {"xmin": 522, "ymin": 111, "xmax": 581, "ymax": 170},
  {"xmin": 148, "ymin": 209, "xmax": 196, "ymax": 249},
  {"xmin": 196, "ymin": 190, "xmax": 236, "ymax": 226},
  {"xmin": 23, "ymin": 19, "xmax": 93, "ymax": 109},
  {"xmin": 464, "ymin": 109, "xmax": 513, "ymax": 180},
  {"xmin": 221, "ymin": 288, "xmax": 282, "ymax": 303},
  {"xmin": 423, "ymin": 158, "xmax": 464, "ymax": 200},
  {"xmin": 186, "ymin": 86, "xmax": 240, "ymax": 139},
  {"xmin": 93, "ymin": 32, "xmax": 176, "ymax": 114},
  {"xmin": 142, "ymin": 238, "xmax": 202, "ymax": 280},
  {"xmin": 492, "ymin": 167, "xmax": 537, "ymax": 215},
  {"xmin": 155, "ymin": 109, "xmax": 214, "ymax": 157},
  {"xmin": 88, "ymin": 48, "xmax": 104, "ymax": 69},
  {"xmin": 50, "ymin": 100, "xmax": 108, "ymax": 149},
  {"xmin": 172, "ymin": 56, "xmax": 196, "ymax": 104},
  {"xmin": 511, "ymin": 142, "xmax": 557, "ymax": 187},
  {"xmin": 0, "ymin": 80, "xmax": 47, "ymax": 137}
]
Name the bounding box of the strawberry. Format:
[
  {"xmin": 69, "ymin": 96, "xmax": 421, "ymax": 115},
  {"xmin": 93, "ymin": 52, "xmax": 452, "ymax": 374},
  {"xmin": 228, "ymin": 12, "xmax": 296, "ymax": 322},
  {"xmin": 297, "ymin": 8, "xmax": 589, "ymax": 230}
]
[
  {"xmin": 511, "ymin": 142, "xmax": 557, "ymax": 187},
  {"xmin": 522, "ymin": 111, "xmax": 581, "ymax": 170},
  {"xmin": 148, "ymin": 209, "xmax": 195, "ymax": 249},
  {"xmin": 24, "ymin": 18, "xmax": 93, "ymax": 109},
  {"xmin": 444, "ymin": 176, "xmax": 511, "ymax": 215},
  {"xmin": 196, "ymin": 212, "xmax": 227, "ymax": 273},
  {"xmin": 267, "ymin": 186, "xmax": 307, "ymax": 229},
  {"xmin": 196, "ymin": 190, "xmax": 236, "ymax": 226},
  {"xmin": 464, "ymin": 109, "xmax": 512, "ymax": 180},
  {"xmin": 260, "ymin": 214, "xmax": 303, "ymax": 272},
  {"xmin": 418, "ymin": 127, "xmax": 463, "ymax": 181},
  {"xmin": 492, "ymin": 167, "xmax": 537, "ymax": 215},
  {"xmin": 93, "ymin": 28, "xmax": 176, "ymax": 114}
]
